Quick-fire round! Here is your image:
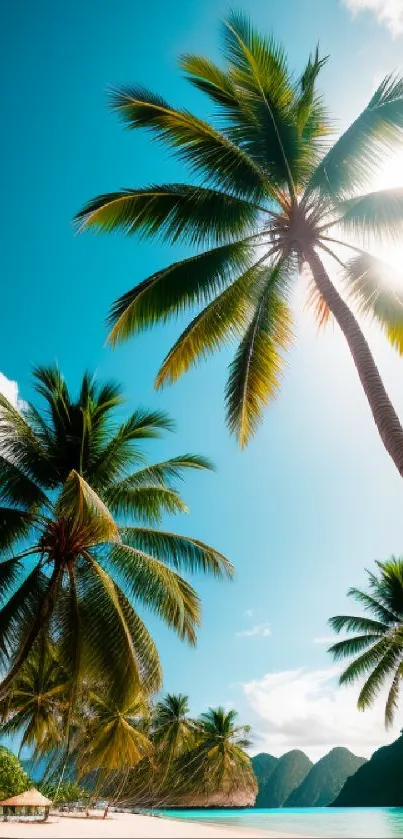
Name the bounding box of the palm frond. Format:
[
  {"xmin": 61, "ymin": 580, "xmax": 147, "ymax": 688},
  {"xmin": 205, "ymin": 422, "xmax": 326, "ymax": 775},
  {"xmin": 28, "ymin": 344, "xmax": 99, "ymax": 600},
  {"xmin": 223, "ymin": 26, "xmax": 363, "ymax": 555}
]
[
  {"xmin": 0, "ymin": 557, "xmax": 25, "ymax": 605},
  {"xmin": 385, "ymin": 664, "xmax": 403, "ymax": 728},
  {"xmin": 107, "ymin": 241, "xmax": 253, "ymax": 346},
  {"xmin": 338, "ymin": 638, "xmax": 389, "ymax": 686},
  {"xmin": 105, "ymin": 483, "xmax": 187, "ymax": 523},
  {"xmin": 179, "ymin": 54, "xmax": 240, "ymax": 108},
  {"xmin": 329, "ymin": 614, "xmax": 388, "ymax": 634},
  {"xmin": 89, "ymin": 409, "xmax": 174, "ymax": 490},
  {"xmin": 118, "ymin": 455, "xmax": 214, "ymax": 488},
  {"xmin": 120, "ymin": 528, "xmax": 233, "ymax": 578},
  {"xmin": 308, "ymin": 74, "xmax": 403, "ymax": 197},
  {"xmin": 338, "ymin": 187, "xmax": 403, "ymax": 241},
  {"xmin": 0, "ymin": 507, "xmax": 40, "ymax": 553},
  {"xmin": 347, "ymin": 586, "xmax": 401, "ymax": 624},
  {"xmin": 155, "ymin": 260, "xmax": 267, "ymax": 389},
  {"xmin": 108, "ymin": 86, "xmax": 268, "ymax": 198},
  {"xmin": 222, "ymin": 12, "xmax": 302, "ymax": 190},
  {"xmin": 225, "ymin": 262, "xmax": 293, "ymax": 445},
  {"xmin": 0, "ymin": 563, "xmax": 48, "ymax": 671},
  {"xmin": 0, "ymin": 457, "xmax": 50, "ymax": 512},
  {"xmin": 107, "ymin": 544, "xmax": 201, "ymax": 645},
  {"xmin": 329, "ymin": 634, "xmax": 384, "ymax": 660},
  {"xmin": 76, "ymin": 554, "xmax": 161, "ymax": 701},
  {"xmin": 76, "ymin": 184, "xmax": 259, "ymax": 246},
  {"xmin": 344, "ymin": 254, "xmax": 403, "ymax": 353},
  {"xmin": 56, "ymin": 470, "xmax": 120, "ymax": 545},
  {"xmin": 0, "ymin": 393, "xmax": 51, "ymax": 488},
  {"xmin": 357, "ymin": 644, "xmax": 402, "ymax": 710}
]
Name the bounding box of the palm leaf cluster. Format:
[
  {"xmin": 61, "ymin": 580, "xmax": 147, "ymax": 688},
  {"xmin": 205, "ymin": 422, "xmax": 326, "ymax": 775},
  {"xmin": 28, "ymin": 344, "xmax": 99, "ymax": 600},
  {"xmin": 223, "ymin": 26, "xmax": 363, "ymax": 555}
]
[
  {"xmin": 77, "ymin": 12, "xmax": 403, "ymax": 447},
  {"xmin": 0, "ymin": 365, "xmax": 232, "ymax": 709},
  {"xmin": 329, "ymin": 558, "xmax": 403, "ymax": 728}
]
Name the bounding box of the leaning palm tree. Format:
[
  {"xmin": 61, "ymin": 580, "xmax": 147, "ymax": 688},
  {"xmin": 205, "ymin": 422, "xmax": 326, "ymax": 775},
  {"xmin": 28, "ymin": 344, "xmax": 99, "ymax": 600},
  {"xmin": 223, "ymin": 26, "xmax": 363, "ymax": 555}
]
[
  {"xmin": 0, "ymin": 366, "xmax": 232, "ymax": 705},
  {"xmin": 329, "ymin": 558, "xmax": 403, "ymax": 727},
  {"xmin": 77, "ymin": 12, "xmax": 403, "ymax": 474}
]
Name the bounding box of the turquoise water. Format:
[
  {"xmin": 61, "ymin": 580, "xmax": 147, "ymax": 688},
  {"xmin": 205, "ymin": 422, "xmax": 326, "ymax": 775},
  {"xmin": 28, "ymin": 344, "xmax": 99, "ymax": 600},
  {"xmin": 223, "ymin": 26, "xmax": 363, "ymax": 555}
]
[{"xmin": 160, "ymin": 807, "xmax": 403, "ymax": 837}]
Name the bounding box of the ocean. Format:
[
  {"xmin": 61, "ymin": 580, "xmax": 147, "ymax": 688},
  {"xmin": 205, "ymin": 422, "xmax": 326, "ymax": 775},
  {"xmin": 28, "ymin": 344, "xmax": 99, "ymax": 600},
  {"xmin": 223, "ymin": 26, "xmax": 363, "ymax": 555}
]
[{"xmin": 159, "ymin": 807, "xmax": 403, "ymax": 837}]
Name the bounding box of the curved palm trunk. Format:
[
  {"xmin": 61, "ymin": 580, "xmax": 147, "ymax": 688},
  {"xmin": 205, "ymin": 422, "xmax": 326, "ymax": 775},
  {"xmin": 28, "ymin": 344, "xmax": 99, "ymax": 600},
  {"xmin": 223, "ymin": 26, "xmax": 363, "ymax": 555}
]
[{"xmin": 307, "ymin": 247, "xmax": 403, "ymax": 477}]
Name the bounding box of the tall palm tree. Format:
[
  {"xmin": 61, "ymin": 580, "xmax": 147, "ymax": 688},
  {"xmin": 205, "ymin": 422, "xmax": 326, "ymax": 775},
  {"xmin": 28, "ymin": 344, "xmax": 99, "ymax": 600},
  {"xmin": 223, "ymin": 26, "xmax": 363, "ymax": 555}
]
[
  {"xmin": 329, "ymin": 558, "xmax": 403, "ymax": 727},
  {"xmin": 0, "ymin": 366, "xmax": 232, "ymax": 704},
  {"xmin": 77, "ymin": 12, "xmax": 403, "ymax": 474}
]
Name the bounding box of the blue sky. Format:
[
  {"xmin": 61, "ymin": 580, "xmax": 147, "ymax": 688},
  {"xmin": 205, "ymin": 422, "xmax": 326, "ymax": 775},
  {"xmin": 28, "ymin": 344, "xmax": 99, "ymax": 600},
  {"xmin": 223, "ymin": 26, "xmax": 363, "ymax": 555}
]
[{"xmin": 2, "ymin": 0, "xmax": 403, "ymax": 760}]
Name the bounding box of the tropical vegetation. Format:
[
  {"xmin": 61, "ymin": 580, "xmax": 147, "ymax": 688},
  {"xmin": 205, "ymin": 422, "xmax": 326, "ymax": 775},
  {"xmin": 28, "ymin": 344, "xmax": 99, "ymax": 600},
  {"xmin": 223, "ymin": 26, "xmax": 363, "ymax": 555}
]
[
  {"xmin": 1, "ymin": 664, "xmax": 255, "ymax": 808},
  {"xmin": 0, "ymin": 747, "xmax": 29, "ymax": 800},
  {"xmin": 0, "ymin": 365, "xmax": 232, "ymax": 714},
  {"xmin": 77, "ymin": 12, "xmax": 403, "ymax": 476},
  {"xmin": 329, "ymin": 557, "xmax": 403, "ymax": 727}
]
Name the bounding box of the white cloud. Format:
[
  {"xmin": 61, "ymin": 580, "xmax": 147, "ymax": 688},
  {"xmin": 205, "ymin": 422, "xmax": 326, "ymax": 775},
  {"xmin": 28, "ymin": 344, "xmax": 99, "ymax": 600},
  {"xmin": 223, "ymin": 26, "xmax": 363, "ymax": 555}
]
[
  {"xmin": 243, "ymin": 667, "xmax": 399, "ymax": 761},
  {"xmin": 342, "ymin": 0, "xmax": 403, "ymax": 36},
  {"xmin": 236, "ymin": 623, "xmax": 272, "ymax": 639},
  {"xmin": 0, "ymin": 372, "xmax": 20, "ymax": 408},
  {"xmin": 244, "ymin": 609, "xmax": 254, "ymax": 619}
]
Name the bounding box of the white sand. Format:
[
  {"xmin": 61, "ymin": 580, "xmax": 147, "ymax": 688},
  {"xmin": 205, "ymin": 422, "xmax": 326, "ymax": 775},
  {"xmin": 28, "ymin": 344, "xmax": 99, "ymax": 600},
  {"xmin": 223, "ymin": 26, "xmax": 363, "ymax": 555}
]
[{"xmin": 0, "ymin": 811, "xmax": 307, "ymax": 838}]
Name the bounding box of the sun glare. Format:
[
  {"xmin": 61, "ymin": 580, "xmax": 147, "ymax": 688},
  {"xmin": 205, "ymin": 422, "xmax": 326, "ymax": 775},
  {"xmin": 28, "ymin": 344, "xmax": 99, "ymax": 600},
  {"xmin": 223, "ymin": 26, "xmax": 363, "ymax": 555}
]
[{"xmin": 369, "ymin": 152, "xmax": 403, "ymax": 288}]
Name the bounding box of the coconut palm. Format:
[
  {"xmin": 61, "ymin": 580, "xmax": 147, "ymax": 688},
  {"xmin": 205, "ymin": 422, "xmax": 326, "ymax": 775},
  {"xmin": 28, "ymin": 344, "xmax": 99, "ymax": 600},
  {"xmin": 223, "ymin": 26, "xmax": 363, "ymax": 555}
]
[
  {"xmin": 152, "ymin": 693, "xmax": 195, "ymax": 757},
  {"xmin": 0, "ymin": 643, "xmax": 67, "ymax": 762},
  {"xmin": 329, "ymin": 558, "xmax": 403, "ymax": 727},
  {"xmin": 175, "ymin": 707, "xmax": 255, "ymax": 802},
  {"xmin": 0, "ymin": 366, "xmax": 232, "ymax": 704},
  {"xmin": 76, "ymin": 691, "xmax": 152, "ymax": 778},
  {"xmin": 77, "ymin": 12, "xmax": 403, "ymax": 473}
]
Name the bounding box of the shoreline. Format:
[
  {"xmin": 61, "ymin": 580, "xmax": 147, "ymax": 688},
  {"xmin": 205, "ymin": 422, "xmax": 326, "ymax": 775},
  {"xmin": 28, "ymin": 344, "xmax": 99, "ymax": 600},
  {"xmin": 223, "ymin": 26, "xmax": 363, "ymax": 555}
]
[{"xmin": 0, "ymin": 811, "xmax": 308, "ymax": 838}]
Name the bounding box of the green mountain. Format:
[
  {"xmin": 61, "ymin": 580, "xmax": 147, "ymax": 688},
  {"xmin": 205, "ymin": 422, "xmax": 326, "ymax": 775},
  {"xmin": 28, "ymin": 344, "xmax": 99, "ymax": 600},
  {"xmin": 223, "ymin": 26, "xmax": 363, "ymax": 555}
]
[
  {"xmin": 332, "ymin": 734, "xmax": 403, "ymax": 807},
  {"xmin": 256, "ymin": 750, "xmax": 313, "ymax": 808},
  {"xmin": 251, "ymin": 753, "xmax": 278, "ymax": 806},
  {"xmin": 285, "ymin": 747, "xmax": 366, "ymax": 807}
]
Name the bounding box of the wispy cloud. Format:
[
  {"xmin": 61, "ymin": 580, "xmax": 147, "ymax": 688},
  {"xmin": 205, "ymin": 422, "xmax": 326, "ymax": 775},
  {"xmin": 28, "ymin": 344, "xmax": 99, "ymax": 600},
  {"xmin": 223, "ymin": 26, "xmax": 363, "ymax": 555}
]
[
  {"xmin": 236, "ymin": 623, "xmax": 271, "ymax": 639},
  {"xmin": 243, "ymin": 666, "xmax": 399, "ymax": 761},
  {"xmin": 244, "ymin": 609, "xmax": 253, "ymax": 619},
  {"xmin": 342, "ymin": 0, "xmax": 403, "ymax": 36}
]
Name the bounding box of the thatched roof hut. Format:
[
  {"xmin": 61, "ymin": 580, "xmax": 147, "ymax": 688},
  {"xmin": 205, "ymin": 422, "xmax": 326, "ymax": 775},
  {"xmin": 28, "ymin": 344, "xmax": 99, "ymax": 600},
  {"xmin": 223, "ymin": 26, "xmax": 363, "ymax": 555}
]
[{"xmin": 0, "ymin": 788, "xmax": 52, "ymax": 821}]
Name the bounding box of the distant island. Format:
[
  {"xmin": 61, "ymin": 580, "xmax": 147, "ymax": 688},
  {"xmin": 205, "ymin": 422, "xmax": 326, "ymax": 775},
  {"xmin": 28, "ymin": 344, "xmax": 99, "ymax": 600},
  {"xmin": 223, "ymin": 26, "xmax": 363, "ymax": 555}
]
[{"xmin": 252, "ymin": 747, "xmax": 366, "ymax": 808}]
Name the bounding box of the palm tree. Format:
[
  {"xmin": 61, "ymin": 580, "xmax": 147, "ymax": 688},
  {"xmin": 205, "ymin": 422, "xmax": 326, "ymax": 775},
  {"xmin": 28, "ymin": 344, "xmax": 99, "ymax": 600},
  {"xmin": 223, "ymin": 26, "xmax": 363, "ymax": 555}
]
[
  {"xmin": 77, "ymin": 12, "xmax": 403, "ymax": 474},
  {"xmin": 76, "ymin": 691, "xmax": 152, "ymax": 777},
  {"xmin": 329, "ymin": 558, "xmax": 403, "ymax": 727},
  {"xmin": 175, "ymin": 707, "xmax": 255, "ymax": 803},
  {"xmin": 152, "ymin": 693, "xmax": 195, "ymax": 757},
  {"xmin": 0, "ymin": 366, "xmax": 232, "ymax": 705},
  {"xmin": 0, "ymin": 643, "xmax": 67, "ymax": 764}
]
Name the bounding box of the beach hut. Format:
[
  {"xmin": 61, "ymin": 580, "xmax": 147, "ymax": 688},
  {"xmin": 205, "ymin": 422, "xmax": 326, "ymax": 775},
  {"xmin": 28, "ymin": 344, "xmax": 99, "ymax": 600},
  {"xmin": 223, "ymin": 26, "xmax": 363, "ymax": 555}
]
[{"xmin": 0, "ymin": 788, "xmax": 53, "ymax": 821}]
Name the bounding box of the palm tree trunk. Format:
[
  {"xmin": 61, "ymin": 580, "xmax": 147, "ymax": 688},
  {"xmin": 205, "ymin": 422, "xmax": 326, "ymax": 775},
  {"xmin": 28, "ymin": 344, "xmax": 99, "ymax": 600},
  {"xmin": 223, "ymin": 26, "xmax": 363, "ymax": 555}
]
[{"xmin": 307, "ymin": 247, "xmax": 403, "ymax": 477}]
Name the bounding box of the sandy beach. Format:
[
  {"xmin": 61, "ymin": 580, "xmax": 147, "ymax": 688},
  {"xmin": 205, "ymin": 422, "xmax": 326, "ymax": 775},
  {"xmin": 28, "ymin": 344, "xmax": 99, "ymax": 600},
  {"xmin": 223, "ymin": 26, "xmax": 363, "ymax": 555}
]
[{"xmin": 0, "ymin": 811, "xmax": 307, "ymax": 838}]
